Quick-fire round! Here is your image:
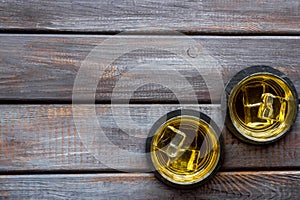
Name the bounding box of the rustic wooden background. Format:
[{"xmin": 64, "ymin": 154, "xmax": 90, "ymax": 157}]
[{"xmin": 0, "ymin": 0, "xmax": 300, "ymax": 199}]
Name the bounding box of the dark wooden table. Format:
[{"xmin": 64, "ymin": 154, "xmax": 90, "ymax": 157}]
[{"xmin": 0, "ymin": 1, "xmax": 300, "ymax": 199}]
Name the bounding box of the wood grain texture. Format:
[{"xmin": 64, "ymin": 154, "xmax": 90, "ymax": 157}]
[
  {"xmin": 0, "ymin": 104, "xmax": 299, "ymax": 172},
  {"xmin": 0, "ymin": 0, "xmax": 300, "ymax": 34},
  {"xmin": 1, "ymin": 35, "xmax": 300, "ymax": 103},
  {"xmin": 0, "ymin": 171, "xmax": 299, "ymax": 199}
]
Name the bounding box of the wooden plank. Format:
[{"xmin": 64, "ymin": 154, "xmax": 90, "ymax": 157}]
[
  {"xmin": 0, "ymin": 104, "xmax": 299, "ymax": 172},
  {"xmin": 0, "ymin": 171, "xmax": 299, "ymax": 199},
  {"xmin": 1, "ymin": 35, "xmax": 300, "ymax": 102},
  {"xmin": 0, "ymin": 1, "xmax": 299, "ymax": 33}
]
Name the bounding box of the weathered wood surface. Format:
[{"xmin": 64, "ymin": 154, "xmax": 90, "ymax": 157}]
[
  {"xmin": 1, "ymin": 0, "xmax": 299, "ymax": 198},
  {"xmin": 0, "ymin": 1, "xmax": 300, "ymax": 34},
  {"xmin": 0, "ymin": 171, "xmax": 299, "ymax": 199},
  {"xmin": 1, "ymin": 35, "xmax": 300, "ymax": 103},
  {"xmin": 0, "ymin": 104, "xmax": 299, "ymax": 172}
]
